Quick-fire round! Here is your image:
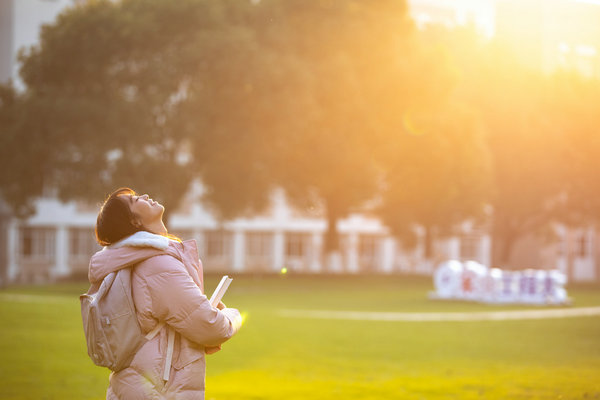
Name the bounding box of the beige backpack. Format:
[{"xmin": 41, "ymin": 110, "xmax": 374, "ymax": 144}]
[{"xmin": 80, "ymin": 267, "xmax": 165, "ymax": 372}]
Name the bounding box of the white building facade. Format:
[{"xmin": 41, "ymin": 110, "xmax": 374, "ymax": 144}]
[
  {"xmin": 2, "ymin": 185, "xmax": 495, "ymax": 284},
  {"xmin": 5, "ymin": 183, "xmax": 599, "ymax": 285},
  {"xmin": 0, "ymin": 0, "xmax": 80, "ymax": 86}
]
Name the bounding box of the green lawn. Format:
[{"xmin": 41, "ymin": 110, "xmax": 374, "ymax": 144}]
[{"xmin": 1, "ymin": 274, "xmax": 599, "ymax": 399}]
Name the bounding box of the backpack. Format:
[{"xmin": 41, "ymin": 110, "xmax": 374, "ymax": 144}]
[{"xmin": 80, "ymin": 267, "xmax": 165, "ymax": 372}]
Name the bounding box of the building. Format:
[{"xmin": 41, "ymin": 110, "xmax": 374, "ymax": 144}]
[
  {"xmin": 407, "ymin": 0, "xmax": 496, "ymax": 38},
  {"xmin": 2, "ymin": 183, "xmax": 493, "ymax": 284},
  {"xmin": 495, "ymin": 0, "xmax": 600, "ymax": 78},
  {"xmin": 0, "ymin": 0, "xmax": 79, "ymax": 87},
  {"xmin": 409, "ymin": 0, "xmax": 600, "ymax": 79}
]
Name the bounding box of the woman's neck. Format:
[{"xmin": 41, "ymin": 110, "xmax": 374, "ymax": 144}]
[{"xmin": 144, "ymin": 220, "xmax": 168, "ymax": 236}]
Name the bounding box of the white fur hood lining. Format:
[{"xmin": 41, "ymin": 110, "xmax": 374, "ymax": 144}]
[{"xmin": 109, "ymin": 231, "xmax": 172, "ymax": 251}]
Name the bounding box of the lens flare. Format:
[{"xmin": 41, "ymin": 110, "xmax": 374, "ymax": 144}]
[
  {"xmin": 402, "ymin": 110, "xmax": 426, "ymax": 136},
  {"xmin": 240, "ymin": 311, "xmax": 249, "ymax": 326}
]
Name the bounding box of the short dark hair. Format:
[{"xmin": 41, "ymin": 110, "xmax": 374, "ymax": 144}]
[{"xmin": 95, "ymin": 187, "xmax": 142, "ymax": 246}]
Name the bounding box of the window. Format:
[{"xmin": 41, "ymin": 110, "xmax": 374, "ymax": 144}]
[
  {"xmin": 359, "ymin": 235, "xmax": 381, "ymax": 272},
  {"xmin": 359, "ymin": 235, "xmax": 379, "ymax": 260},
  {"xmin": 246, "ymin": 232, "xmax": 272, "ymax": 257},
  {"xmin": 578, "ymin": 232, "xmax": 590, "ymax": 258},
  {"xmin": 19, "ymin": 227, "xmax": 55, "ymax": 261},
  {"xmin": 557, "ymin": 235, "xmax": 567, "ymax": 257},
  {"xmin": 205, "ymin": 230, "xmax": 231, "ymax": 258},
  {"xmin": 460, "ymin": 234, "xmax": 480, "ymax": 261},
  {"xmin": 69, "ymin": 228, "xmax": 100, "ymax": 259},
  {"xmin": 285, "ymin": 233, "xmax": 309, "ymax": 258}
]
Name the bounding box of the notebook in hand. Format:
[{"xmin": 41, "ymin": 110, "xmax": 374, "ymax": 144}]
[{"xmin": 209, "ymin": 275, "xmax": 233, "ymax": 308}]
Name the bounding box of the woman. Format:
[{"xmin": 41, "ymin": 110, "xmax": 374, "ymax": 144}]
[{"xmin": 89, "ymin": 187, "xmax": 242, "ymax": 399}]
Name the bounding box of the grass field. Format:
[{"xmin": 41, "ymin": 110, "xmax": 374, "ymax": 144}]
[{"xmin": 1, "ymin": 274, "xmax": 599, "ymax": 399}]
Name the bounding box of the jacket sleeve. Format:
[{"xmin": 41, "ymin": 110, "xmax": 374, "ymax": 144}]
[{"xmin": 136, "ymin": 255, "xmax": 241, "ymax": 347}]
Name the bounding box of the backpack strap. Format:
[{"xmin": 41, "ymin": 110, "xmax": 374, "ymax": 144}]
[
  {"xmin": 143, "ymin": 321, "xmax": 175, "ymax": 381},
  {"xmin": 163, "ymin": 327, "xmax": 176, "ymax": 381},
  {"xmin": 144, "ymin": 321, "xmax": 165, "ymax": 340},
  {"xmin": 135, "ymin": 250, "xmax": 183, "ymax": 381}
]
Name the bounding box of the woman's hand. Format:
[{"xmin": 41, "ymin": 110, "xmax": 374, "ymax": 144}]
[{"xmin": 205, "ymin": 303, "xmax": 227, "ymax": 354}]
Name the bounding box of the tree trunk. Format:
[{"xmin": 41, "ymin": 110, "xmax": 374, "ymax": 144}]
[
  {"xmin": 500, "ymin": 235, "xmax": 515, "ymax": 268},
  {"xmin": 492, "ymin": 230, "xmax": 516, "ymax": 268},
  {"xmin": 324, "ymin": 210, "xmax": 339, "ymax": 254},
  {"xmin": 566, "ymin": 230, "xmax": 575, "ymax": 283},
  {"xmin": 423, "ymin": 225, "xmax": 433, "ymax": 260},
  {"xmin": 595, "ymin": 227, "xmax": 600, "ymax": 284},
  {"xmin": 0, "ymin": 212, "xmax": 7, "ymax": 288},
  {"xmin": 491, "ymin": 213, "xmax": 518, "ymax": 268}
]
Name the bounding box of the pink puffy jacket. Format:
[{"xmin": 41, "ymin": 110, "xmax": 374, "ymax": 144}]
[{"xmin": 88, "ymin": 232, "xmax": 242, "ymax": 399}]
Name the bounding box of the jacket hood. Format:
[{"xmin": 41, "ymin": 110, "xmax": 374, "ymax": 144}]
[{"xmin": 88, "ymin": 231, "xmax": 178, "ymax": 284}]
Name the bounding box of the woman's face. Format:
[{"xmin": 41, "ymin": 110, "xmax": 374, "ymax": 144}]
[{"xmin": 121, "ymin": 193, "xmax": 165, "ymax": 228}]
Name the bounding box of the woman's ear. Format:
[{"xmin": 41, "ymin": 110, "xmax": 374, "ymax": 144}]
[{"xmin": 130, "ymin": 215, "xmax": 144, "ymax": 229}]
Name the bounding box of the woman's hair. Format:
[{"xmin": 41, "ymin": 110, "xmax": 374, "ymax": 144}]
[
  {"xmin": 95, "ymin": 187, "xmax": 181, "ymax": 247},
  {"xmin": 95, "ymin": 187, "xmax": 142, "ymax": 246}
]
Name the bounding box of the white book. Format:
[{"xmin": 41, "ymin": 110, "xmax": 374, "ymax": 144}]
[{"xmin": 209, "ymin": 275, "xmax": 233, "ymax": 308}]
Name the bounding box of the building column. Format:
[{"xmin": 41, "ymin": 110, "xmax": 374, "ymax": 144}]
[
  {"xmin": 232, "ymin": 230, "xmax": 245, "ymax": 272},
  {"xmin": 480, "ymin": 234, "xmax": 492, "ymax": 267},
  {"xmin": 7, "ymin": 220, "xmax": 18, "ymax": 282},
  {"xmin": 53, "ymin": 225, "xmax": 69, "ymax": 278},
  {"xmin": 382, "ymin": 237, "xmax": 395, "ymax": 273},
  {"xmin": 193, "ymin": 230, "xmax": 204, "ymax": 258},
  {"xmin": 273, "ymin": 231, "xmax": 284, "ymax": 272},
  {"xmin": 447, "ymin": 237, "xmax": 460, "ymax": 260},
  {"xmin": 310, "ymin": 232, "xmax": 322, "ymax": 273},
  {"xmin": 347, "ymin": 233, "xmax": 359, "ymax": 273}
]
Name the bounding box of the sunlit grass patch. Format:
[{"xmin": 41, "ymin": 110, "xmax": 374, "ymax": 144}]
[{"xmin": 0, "ymin": 275, "xmax": 599, "ymax": 399}]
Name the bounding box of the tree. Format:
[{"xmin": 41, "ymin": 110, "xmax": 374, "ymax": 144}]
[
  {"xmin": 546, "ymin": 72, "xmax": 600, "ymax": 279},
  {"xmin": 1, "ymin": 0, "xmax": 267, "ymax": 221},
  {"xmin": 378, "ymin": 102, "xmax": 491, "ymax": 260},
  {"xmin": 410, "ymin": 25, "xmax": 577, "ymax": 267},
  {"xmin": 426, "ymin": 31, "xmax": 579, "ymax": 268},
  {"xmin": 417, "ymin": 25, "xmax": 600, "ymax": 270},
  {"xmin": 373, "ymin": 26, "xmax": 491, "ymax": 261},
  {"xmin": 548, "ymin": 73, "xmax": 600, "ymax": 222},
  {"xmin": 231, "ymin": 0, "xmax": 439, "ymax": 270},
  {"xmin": 471, "ymin": 52, "xmax": 570, "ymax": 267}
]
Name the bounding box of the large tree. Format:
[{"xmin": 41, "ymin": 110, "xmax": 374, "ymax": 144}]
[
  {"xmin": 468, "ymin": 50, "xmax": 569, "ymax": 267},
  {"xmin": 1, "ymin": 0, "xmax": 266, "ymax": 220},
  {"xmin": 547, "ymin": 72, "xmax": 600, "ymax": 278},
  {"xmin": 374, "ymin": 26, "xmax": 492, "ymax": 260},
  {"xmin": 431, "ymin": 28, "xmax": 579, "ymax": 268},
  {"xmin": 548, "ymin": 72, "xmax": 600, "ymax": 222},
  {"xmin": 235, "ymin": 0, "xmax": 439, "ymax": 270},
  {"xmin": 378, "ymin": 101, "xmax": 491, "ymax": 259}
]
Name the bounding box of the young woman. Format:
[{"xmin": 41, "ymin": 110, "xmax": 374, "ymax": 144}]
[{"xmin": 90, "ymin": 187, "xmax": 242, "ymax": 399}]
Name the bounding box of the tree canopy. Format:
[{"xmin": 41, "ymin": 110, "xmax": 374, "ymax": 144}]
[
  {"xmin": 2, "ymin": 0, "xmax": 475, "ymax": 254},
  {"xmin": 422, "ymin": 26, "xmax": 600, "ymax": 267},
  {"xmin": 2, "ymin": 0, "xmax": 262, "ymax": 217}
]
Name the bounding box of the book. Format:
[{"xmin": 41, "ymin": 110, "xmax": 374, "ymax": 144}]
[{"xmin": 209, "ymin": 275, "xmax": 233, "ymax": 308}]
